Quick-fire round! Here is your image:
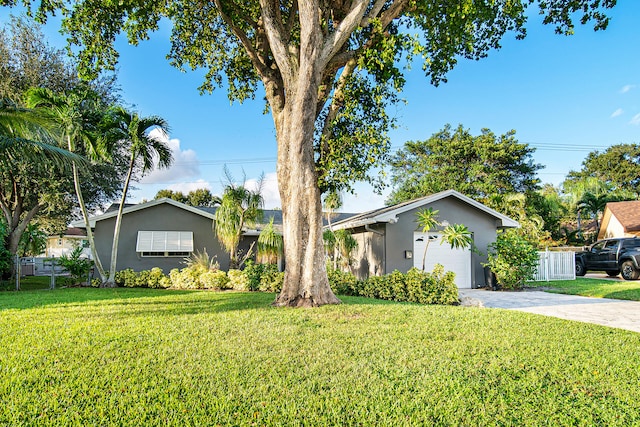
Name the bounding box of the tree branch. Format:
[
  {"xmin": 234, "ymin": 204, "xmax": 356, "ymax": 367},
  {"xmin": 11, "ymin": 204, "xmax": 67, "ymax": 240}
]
[
  {"xmin": 318, "ymin": 57, "xmax": 356, "ymax": 159},
  {"xmin": 318, "ymin": 0, "xmax": 368, "ymax": 69},
  {"xmin": 377, "ymin": 0, "xmax": 410, "ymax": 29},
  {"xmin": 259, "ymin": 0, "xmax": 294, "ymax": 84},
  {"xmin": 212, "ymin": 0, "xmax": 270, "ymax": 79}
]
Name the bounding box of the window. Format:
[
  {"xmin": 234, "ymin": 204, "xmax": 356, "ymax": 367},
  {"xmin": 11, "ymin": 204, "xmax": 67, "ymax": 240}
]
[{"xmin": 136, "ymin": 231, "xmax": 193, "ymax": 257}]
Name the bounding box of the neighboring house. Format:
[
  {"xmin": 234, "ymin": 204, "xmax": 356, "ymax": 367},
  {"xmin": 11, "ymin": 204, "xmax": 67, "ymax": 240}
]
[
  {"xmin": 44, "ymin": 227, "xmax": 91, "ymax": 258},
  {"xmin": 597, "ymin": 201, "xmax": 640, "ymax": 240},
  {"xmin": 70, "ymin": 198, "xmax": 287, "ymax": 273},
  {"xmin": 330, "ymin": 190, "xmax": 519, "ymax": 289}
]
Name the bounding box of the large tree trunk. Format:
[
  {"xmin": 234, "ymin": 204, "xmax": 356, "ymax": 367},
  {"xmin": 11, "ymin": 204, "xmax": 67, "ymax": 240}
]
[
  {"xmin": 4, "ymin": 204, "xmax": 41, "ymax": 282},
  {"xmin": 271, "ymin": 36, "xmax": 340, "ymax": 307}
]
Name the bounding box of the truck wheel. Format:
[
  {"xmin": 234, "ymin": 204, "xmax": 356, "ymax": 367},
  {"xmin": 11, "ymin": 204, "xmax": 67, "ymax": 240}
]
[
  {"xmin": 621, "ymin": 261, "xmax": 640, "ymax": 281},
  {"xmin": 575, "ymin": 262, "xmax": 586, "ymax": 277},
  {"xmin": 606, "ymin": 270, "xmax": 620, "ymax": 277}
]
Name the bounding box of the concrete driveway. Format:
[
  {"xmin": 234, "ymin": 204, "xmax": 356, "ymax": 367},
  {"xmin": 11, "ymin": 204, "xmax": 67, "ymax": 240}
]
[{"xmin": 459, "ymin": 288, "xmax": 640, "ymax": 333}]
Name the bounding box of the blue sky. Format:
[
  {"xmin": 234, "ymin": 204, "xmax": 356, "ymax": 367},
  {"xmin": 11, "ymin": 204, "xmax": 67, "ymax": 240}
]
[{"xmin": 2, "ymin": 3, "xmax": 639, "ymax": 212}]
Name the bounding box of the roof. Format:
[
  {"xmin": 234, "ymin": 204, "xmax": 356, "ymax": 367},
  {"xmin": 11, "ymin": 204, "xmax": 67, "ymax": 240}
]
[
  {"xmin": 331, "ymin": 189, "xmax": 519, "ymax": 230},
  {"xmin": 606, "ymin": 201, "xmax": 640, "ymax": 232},
  {"xmin": 71, "ymin": 198, "xmax": 359, "ymax": 234},
  {"xmin": 70, "ymin": 198, "xmax": 217, "ymax": 228},
  {"xmin": 53, "ymin": 227, "xmax": 87, "ymax": 237}
]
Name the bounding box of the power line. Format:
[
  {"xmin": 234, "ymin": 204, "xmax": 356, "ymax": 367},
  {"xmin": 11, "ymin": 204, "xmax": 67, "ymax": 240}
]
[{"xmin": 167, "ymin": 140, "xmax": 607, "ymax": 167}]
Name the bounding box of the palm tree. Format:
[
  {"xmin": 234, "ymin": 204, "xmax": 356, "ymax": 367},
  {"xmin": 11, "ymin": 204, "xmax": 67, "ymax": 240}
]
[
  {"xmin": 104, "ymin": 108, "xmax": 172, "ymax": 286},
  {"xmin": 257, "ymin": 217, "xmax": 283, "ymax": 265},
  {"xmin": 1, "ymin": 98, "xmax": 85, "ymax": 282},
  {"xmin": 215, "ymin": 177, "xmax": 264, "ymax": 269},
  {"xmin": 416, "ymin": 208, "xmax": 440, "ymax": 271},
  {"xmin": 322, "ymin": 191, "xmax": 342, "ymax": 231},
  {"xmin": 577, "ymin": 191, "xmax": 623, "ymax": 231},
  {"xmin": 25, "ymin": 88, "xmax": 110, "ymax": 280},
  {"xmin": 0, "ymin": 99, "xmax": 83, "ymax": 164},
  {"xmin": 441, "ymin": 224, "xmax": 473, "ymax": 251},
  {"xmin": 334, "ymin": 229, "xmax": 358, "ymax": 270}
]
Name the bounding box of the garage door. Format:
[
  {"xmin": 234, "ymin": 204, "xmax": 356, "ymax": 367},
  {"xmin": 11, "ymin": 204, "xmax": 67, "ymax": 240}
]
[{"xmin": 413, "ymin": 232, "xmax": 472, "ymax": 288}]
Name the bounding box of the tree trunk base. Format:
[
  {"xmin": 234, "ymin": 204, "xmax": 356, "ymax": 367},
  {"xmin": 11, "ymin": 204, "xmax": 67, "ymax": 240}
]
[
  {"xmin": 99, "ymin": 280, "xmax": 117, "ymax": 288},
  {"xmin": 272, "ymin": 293, "xmax": 341, "ymax": 308}
]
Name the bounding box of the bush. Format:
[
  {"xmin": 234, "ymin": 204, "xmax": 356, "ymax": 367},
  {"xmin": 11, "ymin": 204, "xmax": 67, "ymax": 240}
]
[
  {"xmin": 359, "ymin": 266, "xmax": 458, "ymax": 305},
  {"xmin": 228, "ymin": 269, "xmax": 249, "ymax": 291},
  {"xmin": 327, "ymin": 266, "xmax": 360, "ymax": 296},
  {"xmin": 113, "ymin": 268, "xmax": 170, "ymax": 288},
  {"xmin": 241, "ymin": 262, "xmax": 280, "ymax": 293},
  {"xmin": 115, "ymin": 269, "xmax": 137, "ymax": 287},
  {"xmin": 56, "ymin": 247, "xmax": 93, "ymax": 286},
  {"xmin": 258, "ymin": 266, "xmax": 284, "ymax": 293},
  {"xmin": 486, "ymin": 230, "xmax": 539, "ymax": 290},
  {"xmin": 147, "ymin": 268, "xmax": 170, "ymax": 288},
  {"xmin": 200, "ymin": 269, "xmax": 230, "ymax": 290}
]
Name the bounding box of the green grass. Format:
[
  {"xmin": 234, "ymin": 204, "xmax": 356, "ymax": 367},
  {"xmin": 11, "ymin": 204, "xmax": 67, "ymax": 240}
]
[
  {"xmin": 537, "ymin": 277, "xmax": 640, "ymax": 301},
  {"xmin": 2, "ymin": 289, "xmax": 640, "ymax": 426},
  {"xmin": 0, "ymin": 288, "xmax": 640, "ymax": 426}
]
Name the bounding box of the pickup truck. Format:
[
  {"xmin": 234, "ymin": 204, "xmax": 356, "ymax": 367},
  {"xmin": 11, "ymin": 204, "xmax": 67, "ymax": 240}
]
[{"xmin": 575, "ymin": 237, "xmax": 640, "ymax": 280}]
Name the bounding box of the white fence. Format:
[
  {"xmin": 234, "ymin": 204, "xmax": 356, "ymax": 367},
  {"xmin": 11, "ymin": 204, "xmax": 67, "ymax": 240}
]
[{"xmin": 533, "ymin": 250, "xmax": 575, "ymax": 282}]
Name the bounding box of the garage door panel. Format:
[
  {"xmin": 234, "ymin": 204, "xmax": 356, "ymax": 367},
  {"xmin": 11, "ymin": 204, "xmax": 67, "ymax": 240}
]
[{"xmin": 413, "ymin": 232, "xmax": 471, "ymax": 288}]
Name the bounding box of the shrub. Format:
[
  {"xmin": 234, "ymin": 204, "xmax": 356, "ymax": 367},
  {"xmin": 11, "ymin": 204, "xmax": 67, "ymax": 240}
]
[
  {"xmin": 147, "ymin": 268, "xmax": 169, "ymax": 289},
  {"xmin": 228, "ymin": 269, "xmax": 249, "ymax": 291},
  {"xmin": 200, "ymin": 269, "xmax": 230, "ymax": 290},
  {"xmin": 359, "ymin": 266, "xmax": 458, "ymax": 305},
  {"xmin": 259, "ymin": 268, "xmax": 284, "ymax": 293},
  {"xmin": 486, "ymin": 230, "xmax": 539, "ymax": 290},
  {"xmin": 326, "ymin": 266, "xmax": 359, "ymax": 296},
  {"xmin": 169, "ymin": 267, "xmax": 204, "ymax": 289},
  {"xmin": 243, "ymin": 261, "xmax": 264, "ymax": 292},
  {"xmin": 56, "ymin": 247, "xmax": 93, "ymax": 286},
  {"xmin": 241, "ymin": 262, "xmax": 284, "ymax": 293},
  {"xmin": 113, "ymin": 268, "xmax": 170, "ymax": 288},
  {"xmin": 115, "ymin": 269, "xmax": 137, "ymax": 287}
]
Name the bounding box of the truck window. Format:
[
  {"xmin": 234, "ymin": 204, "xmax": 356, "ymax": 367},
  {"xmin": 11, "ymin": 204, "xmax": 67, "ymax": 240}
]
[
  {"xmin": 622, "ymin": 239, "xmax": 640, "ymax": 249},
  {"xmin": 604, "ymin": 240, "xmax": 619, "ymax": 250},
  {"xmin": 591, "ymin": 241, "xmax": 606, "ymax": 252}
]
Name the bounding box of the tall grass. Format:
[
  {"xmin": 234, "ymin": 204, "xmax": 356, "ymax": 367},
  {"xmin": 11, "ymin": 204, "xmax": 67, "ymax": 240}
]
[{"xmin": 1, "ymin": 289, "xmax": 639, "ymax": 425}]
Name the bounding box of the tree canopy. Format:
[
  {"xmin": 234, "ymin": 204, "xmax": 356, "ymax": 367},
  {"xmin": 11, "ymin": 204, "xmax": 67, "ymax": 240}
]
[
  {"xmin": 3, "ymin": 0, "xmax": 618, "ymax": 305},
  {"xmin": 565, "ymin": 143, "xmax": 640, "ymax": 199},
  {"xmin": 154, "ymin": 188, "xmax": 221, "ymax": 207},
  {"xmin": 388, "ymin": 124, "xmax": 542, "ymax": 205}
]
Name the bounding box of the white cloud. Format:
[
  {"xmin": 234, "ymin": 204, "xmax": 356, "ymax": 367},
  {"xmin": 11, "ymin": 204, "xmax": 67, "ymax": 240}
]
[
  {"xmin": 620, "ymin": 84, "xmax": 636, "ymax": 94},
  {"xmin": 245, "ymin": 172, "xmax": 281, "ymax": 209},
  {"xmin": 630, "ymin": 113, "xmax": 640, "ymax": 126},
  {"xmin": 139, "ymin": 129, "xmax": 200, "ymax": 184},
  {"xmin": 610, "ymin": 108, "xmax": 624, "ymax": 118}
]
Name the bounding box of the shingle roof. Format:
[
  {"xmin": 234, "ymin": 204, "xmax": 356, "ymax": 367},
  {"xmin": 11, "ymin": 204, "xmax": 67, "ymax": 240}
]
[
  {"xmin": 73, "ymin": 199, "xmax": 359, "ymax": 233},
  {"xmin": 331, "ymin": 189, "xmax": 519, "ymax": 230},
  {"xmin": 607, "ymin": 201, "xmax": 640, "ymax": 232}
]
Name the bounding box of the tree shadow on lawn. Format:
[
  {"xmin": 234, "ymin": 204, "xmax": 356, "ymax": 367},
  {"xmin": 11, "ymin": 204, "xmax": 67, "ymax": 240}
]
[
  {"xmin": 599, "ymin": 289, "xmax": 640, "ymax": 302},
  {"xmin": 0, "ymin": 287, "xmax": 197, "ymax": 311},
  {"xmin": 0, "ymin": 286, "xmax": 429, "ymax": 316}
]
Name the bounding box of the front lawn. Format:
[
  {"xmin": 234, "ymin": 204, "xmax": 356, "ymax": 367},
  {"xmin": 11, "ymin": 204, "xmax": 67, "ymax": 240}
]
[
  {"xmin": 1, "ymin": 288, "xmax": 639, "ymax": 425},
  {"xmin": 539, "ymin": 277, "xmax": 640, "ymax": 301}
]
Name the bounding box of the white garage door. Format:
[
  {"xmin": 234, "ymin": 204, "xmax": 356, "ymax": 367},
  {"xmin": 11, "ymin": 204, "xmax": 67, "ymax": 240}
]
[{"xmin": 413, "ymin": 232, "xmax": 472, "ymax": 288}]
